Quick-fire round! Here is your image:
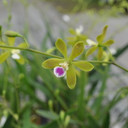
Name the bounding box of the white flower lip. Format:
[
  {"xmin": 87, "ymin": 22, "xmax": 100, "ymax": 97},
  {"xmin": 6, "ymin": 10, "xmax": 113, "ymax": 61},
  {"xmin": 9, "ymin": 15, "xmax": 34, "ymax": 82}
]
[
  {"xmin": 110, "ymin": 48, "xmax": 117, "ymax": 55},
  {"xmin": 86, "ymin": 39, "xmax": 96, "ymax": 46},
  {"xmin": 11, "ymin": 49, "xmax": 20, "ymax": 59},
  {"xmin": 12, "ymin": 54, "xmax": 20, "ymax": 59},
  {"xmin": 76, "ymin": 25, "xmax": 84, "ymax": 35},
  {"xmin": 54, "ymin": 66, "xmax": 66, "ymax": 78}
]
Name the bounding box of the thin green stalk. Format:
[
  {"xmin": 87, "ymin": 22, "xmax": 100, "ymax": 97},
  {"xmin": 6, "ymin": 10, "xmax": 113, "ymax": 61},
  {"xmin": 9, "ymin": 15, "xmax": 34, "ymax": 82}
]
[
  {"xmin": 88, "ymin": 60, "xmax": 128, "ymax": 72},
  {"xmin": 0, "ymin": 45, "xmax": 62, "ymax": 59},
  {"xmin": 0, "ymin": 45, "xmax": 128, "ymax": 72}
]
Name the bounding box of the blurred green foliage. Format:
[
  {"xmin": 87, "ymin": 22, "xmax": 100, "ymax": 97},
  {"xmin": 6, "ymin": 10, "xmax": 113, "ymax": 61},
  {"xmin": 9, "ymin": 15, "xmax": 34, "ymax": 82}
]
[
  {"xmin": 46, "ymin": 0, "xmax": 128, "ymax": 14},
  {"xmin": 0, "ymin": 0, "xmax": 128, "ymax": 128}
]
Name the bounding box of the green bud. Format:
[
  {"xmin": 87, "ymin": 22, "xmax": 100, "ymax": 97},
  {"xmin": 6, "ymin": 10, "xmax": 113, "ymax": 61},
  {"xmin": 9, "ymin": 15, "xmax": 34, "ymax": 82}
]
[
  {"xmin": 3, "ymin": 0, "xmax": 8, "ymax": 6},
  {"xmin": 14, "ymin": 114, "xmax": 19, "ymax": 121},
  {"xmin": 3, "ymin": 110, "xmax": 8, "ymax": 116},
  {"xmin": 64, "ymin": 115, "xmax": 70, "ymax": 127},
  {"xmin": 5, "ymin": 31, "xmax": 22, "ymax": 37},
  {"xmin": 55, "ymin": 89, "xmax": 60, "ymax": 96},
  {"xmin": 19, "ymin": 73, "xmax": 24, "ymax": 80},
  {"xmin": 48, "ymin": 100, "xmax": 53, "ymax": 111},
  {"xmin": 60, "ymin": 110, "xmax": 65, "ymax": 121},
  {"xmin": 2, "ymin": 90, "xmax": 6, "ymax": 96}
]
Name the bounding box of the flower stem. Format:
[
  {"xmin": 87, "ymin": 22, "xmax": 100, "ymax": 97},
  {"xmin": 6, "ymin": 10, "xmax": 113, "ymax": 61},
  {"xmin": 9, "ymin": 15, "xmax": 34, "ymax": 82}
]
[
  {"xmin": 0, "ymin": 45, "xmax": 127, "ymax": 72},
  {"xmin": 0, "ymin": 45, "xmax": 62, "ymax": 59},
  {"xmin": 89, "ymin": 60, "xmax": 128, "ymax": 72}
]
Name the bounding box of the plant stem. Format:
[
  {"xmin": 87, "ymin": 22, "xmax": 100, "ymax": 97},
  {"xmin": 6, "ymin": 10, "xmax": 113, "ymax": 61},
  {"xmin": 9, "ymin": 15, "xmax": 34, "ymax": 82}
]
[
  {"xmin": 89, "ymin": 60, "xmax": 128, "ymax": 72},
  {"xmin": 0, "ymin": 45, "xmax": 127, "ymax": 72},
  {"xmin": 0, "ymin": 45, "xmax": 62, "ymax": 59}
]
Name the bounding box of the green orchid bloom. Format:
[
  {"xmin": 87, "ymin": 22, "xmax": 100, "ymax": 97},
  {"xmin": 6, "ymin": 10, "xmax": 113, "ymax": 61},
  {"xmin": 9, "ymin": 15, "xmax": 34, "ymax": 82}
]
[
  {"xmin": 0, "ymin": 37, "xmax": 28, "ymax": 64},
  {"xmin": 85, "ymin": 25, "xmax": 115, "ymax": 60},
  {"xmin": 67, "ymin": 26, "xmax": 87, "ymax": 46},
  {"xmin": 42, "ymin": 38, "xmax": 94, "ymax": 89}
]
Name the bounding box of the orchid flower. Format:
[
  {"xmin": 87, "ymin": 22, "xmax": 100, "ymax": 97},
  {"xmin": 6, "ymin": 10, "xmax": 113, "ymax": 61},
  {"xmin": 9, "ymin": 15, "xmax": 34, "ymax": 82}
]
[
  {"xmin": 85, "ymin": 25, "xmax": 115, "ymax": 60},
  {"xmin": 42, "ymin": 39, "xmax": 94, "ymax": 89},
  {"xmin": 67, "ymin": 26, "xmax": 87, "ymax": 46},
  {"xmin": 0, "ymin": 37, "xmax": 28, "ymax": 64}
]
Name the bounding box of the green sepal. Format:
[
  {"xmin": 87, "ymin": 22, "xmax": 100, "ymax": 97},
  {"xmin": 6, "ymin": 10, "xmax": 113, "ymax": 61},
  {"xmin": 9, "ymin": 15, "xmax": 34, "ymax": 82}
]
[
  {"xmin": 97, "ymin": 47, "xmax": 104, "ymax": 60},
  {"xmin": 16, "ymin": 55, "xmax": 25, "ymax": 64},
  {"xmin": 0, "ymin": 51, "xmax": 10, "ymax": 64},
  {"xmin": 46, "ymin": 47, "xmax": 56, "ymax": 54},
  {"xmin": 86, "ymin": 46, "xmax": 97, "ymax": 57},
  {"xmin": 18, "ymin": 42, "xmax": 29, "ymax": 48},
  {"xmin": 55, "ymin": 39, "xmax": 67, "ymax": 58},
  {"xmin": 42, "ymin": 58, "xmax": 64, "ymax": 69},
  {"xmin": 69, "ymin": 41, "xmax": 84, "ymax": 60},
  {"xmin": 103, "ymin": 40, "xmax": 114, "ymax": 46},
  {"xmin": 73, "ymin": 61, "xmax": 94, "ymax": 72},
  {"xmin": 69, "ymin": 28, "xmax": 76, "ymax": 35},
  {"xmin": 67, "ymin": 37, "xmax": 77, "ymax": 45},
  {"xmin": 0, "ymin": 41, "xmax": 5, "ymax": 45},
  {"xmin": 66, "ymin": 65, "xmax": 76, "ymax": 89},
  {"xmin": 8, "ymin": 37, "xmax": 15, "ymax": 46},
  {"xmin": 96, "ymin": 25, "xmax": 108, "ymax": 44}
]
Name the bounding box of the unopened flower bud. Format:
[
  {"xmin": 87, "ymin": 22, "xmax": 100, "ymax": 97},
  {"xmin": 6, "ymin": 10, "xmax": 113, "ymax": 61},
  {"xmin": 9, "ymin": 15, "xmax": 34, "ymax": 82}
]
[
  {"xmin": 48, "ymin": 100, "xmax": 53, "ymax": 111},
  {"xmin": 60, "ymin": 110, "xmax": 65, "ymax": 121},
  {"xmin": 5, "ymin": 31, "xmax": 22, "ymax": 37},
  {"xmin": 64, "ymin": 115, "xmax": 70, "ymax": 127}
]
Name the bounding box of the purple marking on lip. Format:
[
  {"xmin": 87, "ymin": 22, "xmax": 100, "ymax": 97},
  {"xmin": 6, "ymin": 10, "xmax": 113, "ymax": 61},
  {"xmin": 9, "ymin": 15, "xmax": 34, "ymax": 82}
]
[{"xmin": 54, "ymin": 66, "xmax": 66, "ymax": 77}]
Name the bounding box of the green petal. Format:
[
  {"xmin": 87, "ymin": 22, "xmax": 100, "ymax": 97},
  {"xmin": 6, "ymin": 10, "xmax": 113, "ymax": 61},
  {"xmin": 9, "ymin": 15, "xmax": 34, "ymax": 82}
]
[
  {"xmin": 69, "ymin": 41, "xmax": 84, "ymax": 60},
  {"xmin": 66, "ymin": 66, "xmax": 76, "ymax": 89},
  {"xmin": 0, "ymin": 41, "xmax": 5, "ymax": 45},
  {"xmin": 102, "ymin": 25, "xmax": 108, "ymax": 36},
  {"xmin": 18, "ymin": 42, "xmax": 29, "ymax": 48},
  {"xmin": 0, "ymin": 51, "xmax": 10, "ymax": 64},
  {"xmin": 69, "ymin": 28, "xmax": 76, "ymax": 35},
  {"xmin": 86, "ymin": 46, "xmax": 97, "ymax": 57},
  {"xmin": 67, "ymin": 37, "xmax": 76, "ymax": 42},
  {"xmin": 97, "ymin": 47, "xmax": 103, "ymax": 60},
  {"xmin": 42, "ymin": 58, "xmax": 64, "ymax": 69},
  {"xmin": 55, "ymin": 39, "xmax": 67, "ymax": 58},
  {"xmin": 16, "ymin": 55, "xmax": 25, "ymax": 64},
  {"xmin": 103, "ymin": 40, "xmax": 114, "ymax": 46},
  {"xmin": 73, "ymin": 61, "xmax": 94, "ymax": 72},
  {"xmin": 8, "ymin": 37, "xmax": 15, "ymax": 46},
  {"xmin": 96, "ymin": 25, "xmax": 108, "ymax": 44}
]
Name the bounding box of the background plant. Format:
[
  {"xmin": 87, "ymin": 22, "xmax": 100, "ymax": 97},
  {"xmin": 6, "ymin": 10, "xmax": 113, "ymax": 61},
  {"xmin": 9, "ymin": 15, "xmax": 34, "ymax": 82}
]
[{"xmin": 0, "ymin": 0, "xmax": 128, "ymax": 128}]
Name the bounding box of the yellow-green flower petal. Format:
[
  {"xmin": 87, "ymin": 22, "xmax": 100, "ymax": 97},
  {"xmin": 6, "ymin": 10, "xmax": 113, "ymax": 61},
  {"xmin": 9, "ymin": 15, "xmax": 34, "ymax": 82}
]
[
  {"xmin": 69, "ymin": 28, "xmax": 76, "ymax": 35},
  {"xmin": 103, "ymin": 40, "xmax": 114, "ymax": 47},
  {"xmin": 66, "ymin": 66, "xmax": 76, "ymax": 89},
  {"xmin": 96, "ymin": 25, "xmax": 108, "ymax": 44},
  {"xmin": 18, "ymin": 42, "xmax": 29, "ymax": 48},
  {"xmin": 16, "ymin": 55, "xmax": 25, "ymax": 64},
  {"xmin": 42, "ymin": 58, "xmax": 64, "ymax": 69},
  {"xmin": 97, "ymin": 47, "xmax": 103, "ymax": 60},
  {"xmin": 8, "ymin": 37, "xmax": 15, "ymax": 46},
  {"xmin": 0, "ymin": 51, "xmax": 10, "ymax": 64},
  {"xmin": 0, "ymin": 41, "xmax": 5, "ymax": 45},
  {"xmin": 55, "ymin": 39, "xmax": 67, "ymax": 58},
  {"xmin": 73, "ymin": 61, "xmax": 94, "ymax": 72},
  {"xmin": 86, "ymin": 46, "xmax": 97, "ymax": 57},
  {"xmin": 69, "ymin": 41, "xmax": 84, "ymax": 60}
]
